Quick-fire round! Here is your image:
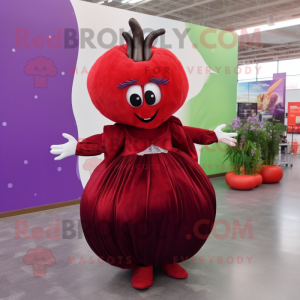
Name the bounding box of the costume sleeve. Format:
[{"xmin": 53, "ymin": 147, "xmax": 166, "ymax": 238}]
[
  {"xmin": 75, "ymin": 134, "xmax": 105, "ymax": 156},
  {"xmin": 183, "ymin": 126, "xmax": 218, "ymax": 145}
]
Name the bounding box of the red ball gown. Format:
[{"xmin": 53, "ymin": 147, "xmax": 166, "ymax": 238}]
[{"xmin": 76, "ymin": 116, "xmax": 218, "ymax": 269}]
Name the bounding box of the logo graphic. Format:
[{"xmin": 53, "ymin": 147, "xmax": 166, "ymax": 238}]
[
  {"xmin": 23, "ymin": 246, "xmax": 55, "ymax": 277},
  {"xmin": 83, "ymin": 157, "xmax": 103, "ymax": 175},
  {"xmin": 24, "ymin": 56, "xmax": 57, "ymax": 88}
]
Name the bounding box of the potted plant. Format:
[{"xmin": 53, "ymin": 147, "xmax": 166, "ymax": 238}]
[
  {"xmin": 259, "ymin": 118, "xmax": 287, "ymax": 183},
  {"xmin": 223, "ymin": 116, "xmax": 264, "ymax": 190}
]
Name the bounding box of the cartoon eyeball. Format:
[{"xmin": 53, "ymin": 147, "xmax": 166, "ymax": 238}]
[
  {"xmin": 126, "ymin": 85, "xmax": 143, "ymax": 108},
  {"xmin": 144, "ymin": 83, "xmax": 161, "ymax": 106}
]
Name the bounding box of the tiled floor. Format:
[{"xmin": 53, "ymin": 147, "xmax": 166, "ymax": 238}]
[{"xmin": 1, "ymin": 156, "xmax": 300, "ymax": 300}]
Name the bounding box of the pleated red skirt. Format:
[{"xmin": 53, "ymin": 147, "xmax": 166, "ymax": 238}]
[{"xmin": 80, "ymin": 150, "xmax": 216, "ymax": 269}]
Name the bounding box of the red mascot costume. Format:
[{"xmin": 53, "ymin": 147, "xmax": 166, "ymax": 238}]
[{"xmin": 51, "ymin": 18, "xmax": 237, "ymax": 289}]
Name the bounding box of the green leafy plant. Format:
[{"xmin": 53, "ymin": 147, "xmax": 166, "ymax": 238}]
[
  {"xmin": 223, "ymin": 116, "xmax": 264, "ymax": 175},
  {"xmin": 261, "ymin": 118, "xmax": 287, "ymax": 165},
  {"xmin": 223, "ymin": 116, "xmax": 287, "ymax": 173}
]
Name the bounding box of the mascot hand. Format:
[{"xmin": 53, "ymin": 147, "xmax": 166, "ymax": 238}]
[
  {"xmin": 214, "ymin": 124, "xmax": 237, "ymax": 146},
  {"xmin": 50, "ymin": 133, "xmax": 77, "ymax": 160}
]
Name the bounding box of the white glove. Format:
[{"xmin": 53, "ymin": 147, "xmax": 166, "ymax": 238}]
[
  {"xmin": 214, "ymin": 124, "xmax": 237, "ymax": 146},
  {"xmin": 50, "ymin": 133, "xmax": 77, "ymax": 160}
]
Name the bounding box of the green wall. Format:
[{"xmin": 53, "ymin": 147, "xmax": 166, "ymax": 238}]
[{"xmin": 181, "ymin": 23, "xmax": 238, "ymax": 175}]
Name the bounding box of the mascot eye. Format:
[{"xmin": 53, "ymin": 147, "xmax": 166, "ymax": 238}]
[
  {"xmin": 144, "ymin": 83, "xmax": 161, "ymax": 106},
  {"xmin": 126, "ymin": 85, "xmax": 143, "ymax": 107}
]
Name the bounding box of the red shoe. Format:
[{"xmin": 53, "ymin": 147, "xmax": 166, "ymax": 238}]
[
  {"xmin": 161, "ymin": 263, "xmax": 188, "ymax": 279},
  {"xmin": 131, "ymin": 265, "xmax": 153, "ymax": 289}
]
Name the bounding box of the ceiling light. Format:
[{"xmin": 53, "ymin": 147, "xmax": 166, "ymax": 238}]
[
  {"xmin": 121, "ymin": 0, "xmax": 130, "ymax": 3},
  {"xmin": 108, "ymin": 0, "xmax": 113, "ymax": 2},
  {"xmin": 129, "ymin": 0, "xmax": 143, "ymax": 3},
  {"xmin": 236, "ymin": 17, "xmax": 300, "ymax": 36},
  {"xmin": 98, "ymin": 1, "xmax": 104, "ymax": 4}
]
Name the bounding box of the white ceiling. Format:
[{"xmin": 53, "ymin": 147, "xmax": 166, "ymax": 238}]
[{"xmin": 82, "ymin": 0, "xmax": 300, "ymax": 64}]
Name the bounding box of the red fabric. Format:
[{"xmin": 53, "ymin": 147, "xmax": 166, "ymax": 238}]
[
  {"xmin": 87, "ymin": 45, "xmax": 189, "ymax": 130},
  {"xmin": 79, "ymin": 116, "xmax": 217, "ymax": 269},
  {"xmin": 183, "ymin": 125, "xmax": 218, "ymax": 145},
  {"xmin": 131, "ymin": 266, "xmax": 154, "ymax": 289},
  {"xmin": 76, "ymin": 134, "xmax": 105, "ymax": 156},
  {"xmin": 76, "ymin": 116, "xmax": 218, "ymax": 164},
  {"xmin": 161, "ymin": 263, "xmax": 188, "ymax": 279}
]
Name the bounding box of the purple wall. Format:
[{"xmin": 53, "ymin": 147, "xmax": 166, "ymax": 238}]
[{"xmin": 0, "ymin": 0, "xmax": 83, "ymax": 213}]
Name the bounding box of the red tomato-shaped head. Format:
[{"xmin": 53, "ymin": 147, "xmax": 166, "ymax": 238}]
[{"xmin": 87, "ymin": 19, "xmax": 189, "ymax": 129}]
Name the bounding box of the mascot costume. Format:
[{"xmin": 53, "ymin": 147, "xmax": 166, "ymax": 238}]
[{"xmin": 51, "ymin": 18, "xmax": 237, "ymax": 289}]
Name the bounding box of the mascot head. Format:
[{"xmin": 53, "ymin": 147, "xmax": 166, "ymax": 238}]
[{"xmin": 87, "ymin": 18, "xmax": 189, "ymax": 129}]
